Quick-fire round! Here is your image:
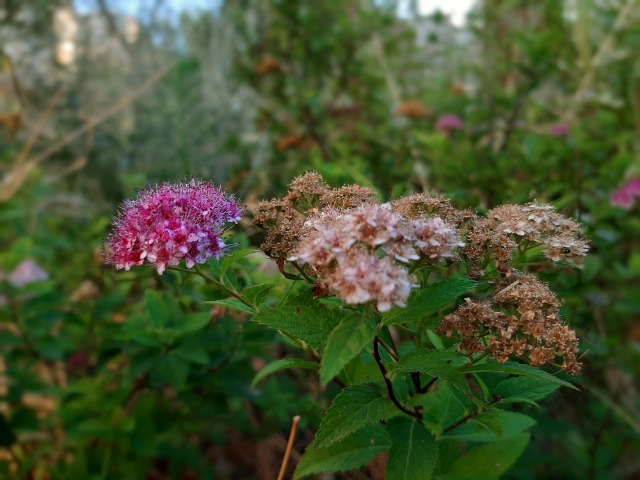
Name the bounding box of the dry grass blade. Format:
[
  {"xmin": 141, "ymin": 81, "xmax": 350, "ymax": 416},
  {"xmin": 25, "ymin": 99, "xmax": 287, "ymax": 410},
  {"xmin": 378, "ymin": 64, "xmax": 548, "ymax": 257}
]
[
  {"xmin": 276, "ymin": 415, "xmax": 301, "ymax": 480},
  {"xmin": 0, "ymin": 63, "xmax": 174, "ymax": 202}
]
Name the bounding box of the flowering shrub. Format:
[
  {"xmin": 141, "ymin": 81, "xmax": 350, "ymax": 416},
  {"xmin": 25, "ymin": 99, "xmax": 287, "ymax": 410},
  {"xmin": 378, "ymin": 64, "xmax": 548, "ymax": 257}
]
[{"xmin": 102, "ymin": 173, "xmax": 586, "ymax": 479}]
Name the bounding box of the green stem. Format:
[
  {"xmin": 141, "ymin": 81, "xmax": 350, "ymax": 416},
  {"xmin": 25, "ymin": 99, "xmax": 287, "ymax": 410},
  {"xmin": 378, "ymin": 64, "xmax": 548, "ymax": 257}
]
[
  {"xmin": 168, "ymin": 265, "xmax": 257, "ymax": 312},
  {"xmin": 377, "ymin": 337, "xmax": 399, "ymax": 361},
  {"xmin": 416, "ymin": 319, "xmax": 426, "ymax": 349},
  {"xmin": 292, "ymin": 262, "xmax": 315, "ymax": 283},
  {"xmin": 468, "ymin": 351, "xmax": 490, "ymax": 365}
]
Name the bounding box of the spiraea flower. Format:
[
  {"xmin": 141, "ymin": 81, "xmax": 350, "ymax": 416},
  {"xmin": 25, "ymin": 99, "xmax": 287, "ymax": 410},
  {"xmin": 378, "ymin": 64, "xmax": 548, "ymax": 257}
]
[
  {"xmin": 439, "ymin": 273, "xmax": 581, "ymax": 374},
  {"xmin": 288, "ymin": 202, "xmax": 461, "ymax": 312},
  {"xmin": 610, "ymin": 178, "xmax": 640, "ymax": 210},
  {"xmin": 463, "ymin": 202, "xmax": 588, "ymax": 276},
  {"xmin": 104, "ymin": 180, "xmax": 242, "ymax": 275}
]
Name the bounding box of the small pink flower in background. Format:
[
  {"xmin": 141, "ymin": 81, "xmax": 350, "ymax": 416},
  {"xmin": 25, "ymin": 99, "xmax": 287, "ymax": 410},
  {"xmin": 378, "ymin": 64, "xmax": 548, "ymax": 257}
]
[
  {"xmin": 548, "ymin": 124, "xmax": 570, "ymax": 137},
  {"xmin": 435, "ymin": 114, "xmax": 465, "ymax": 135},
  {"xmin": 8, "ymin": 259, "xmax": 49, "ymax": 288},
  {"xmin": 104, "ymin": 180, "xmax": 243, "ymax": 275},
  {"xmin": 611, "ymin": 178, "xmax": 640, "ymax": 210}
]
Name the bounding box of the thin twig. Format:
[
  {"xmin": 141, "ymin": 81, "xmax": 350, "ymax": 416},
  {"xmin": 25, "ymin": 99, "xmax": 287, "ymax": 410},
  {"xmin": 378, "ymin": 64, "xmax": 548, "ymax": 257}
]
[
  {"xmin": 442, "ymin": 397, "xmax": 500, "ymax": 434},
  {"xmin": 1, "ymin": 64, "xmax": 173, "ymax": 202},
  {"xmin": 373, "ymin": 336, "xmax": 422, "ymax": 421},
  {"xmin": 16, "ymin": 87, "xmax": 65, "ymax": 168},
  {"xmin": 168, "ymin": 265, "xmax": 256, "ymax": 312},
  {"xmin": 277, "ymin": 415, "xmax": 301, "ymax": 480},
  {"xmin": 561, "ymin": 0, "xmax": 637, "ymax": 125}
]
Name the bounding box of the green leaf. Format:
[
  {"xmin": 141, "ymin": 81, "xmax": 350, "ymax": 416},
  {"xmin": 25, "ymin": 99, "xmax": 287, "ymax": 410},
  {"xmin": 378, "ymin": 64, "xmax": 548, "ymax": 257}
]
[
  {"xmin": 220, "ymin": 248, "xmax": 255, "ymax": 279},
  {"xmin": 386, "ymin": 417, "xmax": 438, "ymax": 480},
  {"xmin": 294, "ymin": 425, "xmax": 391, "ymax": 479},
  {"xmin": 173, "ymin": 313, "xmax": 211, "ymax": 335},
  {"xmin": 320, "ymin": 315, "xmax": 377, "ymax": 385},
  {"xmin": 418, "ymin": 383, "xmax": 469, "ymax": 433},
  {"xmin": 173, "ymin": 345, "xmax": 209, "ymax": 365},
  {"xmin": 426, "ymin": 329, "xmax": 445, "ymax": 350},
  {"xmin": 442, "ymin": 411, "xmax": 535, "ymax": 443},
  {"xmin": 242, "ymin": 283, "xmax": 276, "ymax": 307},
  {"xmin": 158, "ymin": 355, "xmax": 189, "ymax": 388},
  {"xmin": 314, "ymin": 385, "xmax": 389, "ymax": 448},
  {"xmin": 382, "ymin": 279, "xmax": 476, "ymax": 325},
  {"xmin": 390, "ymin": 350, "xmax": 470, "ymax": 394},
  {"xmin": 459, "ymin": 362, "xmax": 576, "ymax": 390},
  {"xmin": 283, "ymin": 287, "xmax": 314, "ymax": 307},
  {"xmin": 440, "ymin": 433, "xmax": 530, "ymax": 479},
  {"xmin": 494, "ymin": 376, "xmax": 560, "ymax": 404},
  {"xmin": 145, "ymin": 290, "xmax": 170, "ymax": 328},
  {"xmin": 251, "ymin": 305, "xmax": 341, "ymax": 350},
  {"xmin": 251, "ymin": 359, "xmax": 319, "ymax": 388},
  {"xmin": 204, "ymin": 298, "xmax": 256, "ymax": 314}
]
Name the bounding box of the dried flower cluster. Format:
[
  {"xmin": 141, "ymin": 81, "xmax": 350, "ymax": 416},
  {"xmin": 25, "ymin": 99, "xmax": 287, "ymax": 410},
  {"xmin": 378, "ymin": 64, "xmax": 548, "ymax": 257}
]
[
  {"xmin": 463, "ymin": 202, "xmax": 588, "ymax": 277},
  {"xmin": 439, "ymin": 273, "xmax": 581, "ymax": 373},
  {"xmin": 104, "ymin": 180, "xmax": 242, "ymax": 274},
  {"xmin": 252, "ymin": 172, "xmax": 377, "ymax": 261},
  {"xmin": 253, "ymin": 173, "xmax": 462, "ymax": 312},
  {"xmin": 253, "ymin": 172, "xmax": 585, "ymax": 372}
]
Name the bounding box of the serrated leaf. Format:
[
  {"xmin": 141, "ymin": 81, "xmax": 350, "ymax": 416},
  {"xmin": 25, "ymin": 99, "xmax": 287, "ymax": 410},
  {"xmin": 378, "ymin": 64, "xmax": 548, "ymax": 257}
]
[
  {"xmin": 315, "ymin": 385, "xmax": 389, "ymax": 448},
  {"xmin": 204, "ymin": 298, "xmax": 256, "ymax": 314},
  {"xmin": 251, "ymin": 305, "xmax": 341, "ymax": 350},
  {"xmin": 242, "ymin": 283, "xmax": 276, "ymax": 307},
  {"xmin": 494, "ymin": 376, "xmax": 560, "ymax": 404},
  {"xmin": 382, "ymin": 279, "xmax": 476, "ymax": 325},
  {"xmin": 173, "ymin": 345, "xmax": 209, "ymax": 365},
  {"xmin": 251, "ymin": 359, "xmax": 319, "ymax": 388},
  {"xmin": 294, "ymin": 425, "xmax": 391, "ymax": 479},
  {"xmin": 440, "ymin": 433, "xmax": 530, "ymax": 479},
  {"xmin": 386, "ymin": 417, "xmax": 438, "ymax": 480},
  {"xmin": 146, "ymin": 290, "xmax": 170, "ymax": 328},
  {"xmin": 320, "ymin": 315, "xmax": 377, "ymax": 385},
  {"xmin": 284, "ymin": 287, "xmax": 314, "ymax": 307},
  {"xmin": 390, "ymin": 350, "xmax": 470, "ymax": 394},
  {"xmin": 442, "ymin": 411, "xmax": 535, "ymax": 443},
  {"xmin": 459, "ymin": 362, "xmax": 576, "ymax": 389}
]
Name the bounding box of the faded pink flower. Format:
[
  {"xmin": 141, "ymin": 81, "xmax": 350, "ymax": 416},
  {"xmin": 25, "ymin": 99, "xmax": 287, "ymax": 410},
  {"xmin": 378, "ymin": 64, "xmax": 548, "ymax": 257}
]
[
  {"xmin": 436, "ymin": 114, "xmax": 464, "ymax": 135},
  {"xmin": 346, "ymin": 203, "xmax": 402, "ymax": 246},
  {"xmin": 611, "ymin": 179, "xmax": 640, "ymax": 210},
  {"xmin": 290, "ymin": 203, "xmax": 462, "ymax": 312},
  {"xmin": 8, "ymin": 259, "xmax": 49, "ymax": 287},
  {"xmin": 412, "ymin": 217, "xmax": 464, "ymax": 259},
  {"xmin": 326, "ymin": 248, "xmax": 416, "ymax": 312},
  {"xmin": 548, "ymin": 124, "xmax": 570, "ymax": 137},
  {"xmin": 104, "ymin": 180, "xmax": 243, "ymax": 275}
]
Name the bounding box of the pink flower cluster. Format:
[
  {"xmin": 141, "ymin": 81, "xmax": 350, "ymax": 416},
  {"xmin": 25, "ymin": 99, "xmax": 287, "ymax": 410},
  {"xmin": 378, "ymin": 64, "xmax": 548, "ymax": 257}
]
[
  {"xmin": 104, "ymin": 180, "xmax": 243, "ymax": 274},
  {"xmin": 435, "ymin": 114, "xmax": 464, "ymax": 135},
  {"xmin": 290, "ymin": 203, "xmax": 462, "ymax": 312},
  {"xmin": 610, "ymin": 178, "xmax": 640, "ymax": 210},
  {"xmin": 0, "ymin": 259, "xmax": 49, "ymax": 288},
  {"xmin": 548, "ymin": 124, "xmax": 570, "ymax": 138}
]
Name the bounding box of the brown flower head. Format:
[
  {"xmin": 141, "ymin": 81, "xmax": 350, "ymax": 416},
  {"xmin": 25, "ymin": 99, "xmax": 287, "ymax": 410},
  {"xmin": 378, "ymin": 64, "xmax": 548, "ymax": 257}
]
[{"xmin": 439, "ymin": 273, "xmax": 581, "ymax": 374}]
